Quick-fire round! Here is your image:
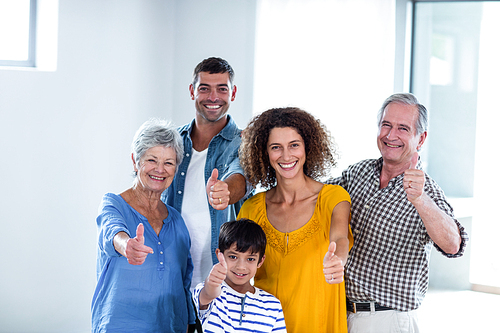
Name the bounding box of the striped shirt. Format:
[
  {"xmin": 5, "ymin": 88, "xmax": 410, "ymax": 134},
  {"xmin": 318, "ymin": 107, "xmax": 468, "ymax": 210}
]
[
  {"xmin": 193, "ymin": 281, "xmax": 286, "ymax": 333},
  {"xmin": 328, "ymin": 158, "xmax": 468, "ymax": 311}
]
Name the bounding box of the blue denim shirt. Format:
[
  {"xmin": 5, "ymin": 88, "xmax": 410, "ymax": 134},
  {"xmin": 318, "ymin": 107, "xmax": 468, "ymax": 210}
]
[{"xmin": 162, "ymin": 115, "xmax": 247, "ymax": 264}]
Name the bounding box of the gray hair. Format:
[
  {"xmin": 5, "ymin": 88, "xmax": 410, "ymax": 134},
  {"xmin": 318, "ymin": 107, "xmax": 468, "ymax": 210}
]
[
  {"xmin": 131, "ymin": 118, "xmax": 183, "ymax": 173},
  {"xmin": 377, "ymin": 93, "xmax": 428, "ymax": 134}
]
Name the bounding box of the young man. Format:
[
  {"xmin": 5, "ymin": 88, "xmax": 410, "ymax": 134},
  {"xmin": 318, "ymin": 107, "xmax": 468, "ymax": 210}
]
[
  {"xmin": 192, "ymin": 219, "xmax": 286, "ymax": 332},
  {"xmin": 328, "ymin": 93, "xmax": 468, "ymax": 332},
  {"xmin": 162, "ymin": 57, "xmax": 248, "ymax": 291}
]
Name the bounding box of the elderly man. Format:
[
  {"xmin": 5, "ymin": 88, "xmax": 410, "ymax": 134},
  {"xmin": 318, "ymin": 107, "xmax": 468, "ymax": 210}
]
[{"xmin": 328, "ymin": 93, "xmax": 468, "ymax": 332}]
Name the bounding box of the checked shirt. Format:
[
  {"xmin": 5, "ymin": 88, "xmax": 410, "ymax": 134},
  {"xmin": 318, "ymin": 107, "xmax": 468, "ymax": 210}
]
[{"xmin": 328, "ymin": 158, "xmax": 468, "ymax": 311}]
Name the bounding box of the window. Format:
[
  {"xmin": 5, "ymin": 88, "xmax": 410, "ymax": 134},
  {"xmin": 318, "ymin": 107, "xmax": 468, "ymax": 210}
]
[
  {"xmin": 0, "ymin": 0, "xmax": 36, "ymax": 67},
  {"xmin": 411, "ymin": 0, "xmax": 500, "ymax": 291}
]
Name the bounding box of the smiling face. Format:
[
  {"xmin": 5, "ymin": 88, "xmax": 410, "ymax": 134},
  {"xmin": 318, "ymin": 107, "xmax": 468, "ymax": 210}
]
[
  {"xmin": 217, "ymin": 243, "xmax": 264, "ymax": 294},
  {"xmin": 377, "ymin": 102, "xmax": 427, "ymax": 168},
  {"xmin": 267, "ymin": 127, "xmax": 306, "ymax": 181},
  {"xmin": 133, "ymin": 146, "xmax": 177, "ymax": 194},
  {"xmin": 189, "ymin": 71, "xmax": 236, "ymax": 125}
]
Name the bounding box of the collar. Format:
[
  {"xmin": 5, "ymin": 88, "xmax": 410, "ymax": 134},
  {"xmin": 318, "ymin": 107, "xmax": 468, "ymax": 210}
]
[{"xmin": 221, "ymin": 280, "xmax": 257, "ymax": 297}]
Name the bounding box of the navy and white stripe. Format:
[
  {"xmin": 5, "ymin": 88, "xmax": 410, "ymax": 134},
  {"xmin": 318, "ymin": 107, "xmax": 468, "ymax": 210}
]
[{"xmin": 193, "ymin": 281, "xmax": 286, "ymax": 332}]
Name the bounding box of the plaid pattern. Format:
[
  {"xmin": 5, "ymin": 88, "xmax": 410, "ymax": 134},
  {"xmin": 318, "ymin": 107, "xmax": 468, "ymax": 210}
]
[{"xmin": 328, "ymin": 158, "xmax": 468, "ymax": 311}]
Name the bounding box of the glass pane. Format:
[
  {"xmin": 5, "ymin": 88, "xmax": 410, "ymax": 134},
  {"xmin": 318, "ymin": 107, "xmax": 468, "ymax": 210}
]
[
  {"xmin": 0, "ymin": 0, "xmax": 32, "ymax": 61},
  {"xmin": 412, "ymin": 1, "xmax": 500, "ymax": 289}
]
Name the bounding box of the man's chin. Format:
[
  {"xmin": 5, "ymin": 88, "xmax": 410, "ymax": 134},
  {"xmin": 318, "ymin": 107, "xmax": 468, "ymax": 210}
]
[{"xmin": 204, "ymin": 113, "xmax": 227, "ymax": 123}]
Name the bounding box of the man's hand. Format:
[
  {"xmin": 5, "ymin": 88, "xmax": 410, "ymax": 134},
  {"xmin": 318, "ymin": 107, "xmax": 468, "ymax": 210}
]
[
  {"xmin": 125, "ymin": 223, "xmax": 154, "ymax": 265},
  {"xmin": 206, "ymin": 168, "xmax": 230, "ymax": 210},
  {"xmin": 323, "ymin": 241, "xmax": 344, "ymax": 284},
  {"xmin": 403, "ymin": 152, "xmax": 462, "ymax": 254},
  {"xmin": 404, "ymin": 152, "xmax": 425, "ymax": 203}
]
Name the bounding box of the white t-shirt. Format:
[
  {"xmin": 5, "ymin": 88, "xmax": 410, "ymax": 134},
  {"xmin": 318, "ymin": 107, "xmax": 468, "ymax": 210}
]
[{"xmin": 181, "ymin": 148, "xmax": 213, "ymax": 291}]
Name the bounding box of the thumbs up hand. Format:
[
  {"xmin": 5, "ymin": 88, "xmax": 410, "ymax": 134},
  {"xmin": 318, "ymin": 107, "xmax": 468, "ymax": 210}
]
[
  {"xmin": 206, "ymin": 168, "xmax": 230, "ymax": 210},
  {"xmin": 125, "ymin": 223, "xmax": 154, "ymax": 265},
  {"xmin": 202, "ymin": 251, "xmax": 228, "ymax": 302},
  {"xmin": 403, "ymin": 152, "xmax": 425, "ymax": 203},
  {"xmin": 207, "ymin": 252, "xmax": 227, "ymax": 287},
  {"xmin": 323, "ymin": 241, "xmax": 344, "ymax": 284}
]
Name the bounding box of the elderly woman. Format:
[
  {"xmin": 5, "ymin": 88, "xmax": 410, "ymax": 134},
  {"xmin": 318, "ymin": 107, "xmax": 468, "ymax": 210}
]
[
  {"xmin": 91, "ymin": 119, "xmax": 194, "ymax": 332},
  {"xmin": 237, "ymin": 107, "xmax": 352, "ymax": 333}
]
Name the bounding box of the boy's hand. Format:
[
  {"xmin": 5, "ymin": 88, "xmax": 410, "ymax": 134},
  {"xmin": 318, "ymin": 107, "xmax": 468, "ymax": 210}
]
[
  {"xmin": 200, "ymin": 252, "xmax": 227, "ymax": 308},
  {"xmin": 207, "ymin": 252, "xmax": 227, "ymax": 289},
  {"xmin": 323, "ymin": 241, "xmax": 344, "ymax": 284}
]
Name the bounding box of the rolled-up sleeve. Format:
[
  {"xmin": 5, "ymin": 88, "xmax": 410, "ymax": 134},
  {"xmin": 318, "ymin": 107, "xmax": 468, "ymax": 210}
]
[{"xmin": 97, "ymin": 195, "xmax": 130, "ymax": 257}]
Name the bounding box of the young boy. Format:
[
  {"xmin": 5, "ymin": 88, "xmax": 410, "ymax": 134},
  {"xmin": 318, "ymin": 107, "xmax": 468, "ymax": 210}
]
[{"xmin": 192, "ymin": 218, "xmax": 286, "ymax": 332}]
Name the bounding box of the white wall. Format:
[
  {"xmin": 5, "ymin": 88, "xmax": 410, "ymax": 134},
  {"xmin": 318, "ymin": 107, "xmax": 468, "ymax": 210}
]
[
  {"xmin": 0, "ymin": 0, "xmax": 473, "ymax": 331},
  {"xmin": 253, "ymin": 0, "xmax": 396, "ymax": 176},
  {"xmin": 0, "ymin": 1, "xmax": 256, "ymax": 332},
  {"xmin": 170, "ymin": 0, "xmax": 257, "ymax": 128}
]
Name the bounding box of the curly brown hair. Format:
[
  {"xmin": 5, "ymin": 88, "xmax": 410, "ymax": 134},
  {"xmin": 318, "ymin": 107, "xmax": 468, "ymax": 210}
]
[{"xmin": 240, "ymin": 107, "xmax": 338, "ymax": 190}]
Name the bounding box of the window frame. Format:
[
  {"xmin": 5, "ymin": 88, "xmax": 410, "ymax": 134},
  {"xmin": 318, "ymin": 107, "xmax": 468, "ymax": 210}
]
[{"xmin": 0, "ymin": 0, "xmax": 37, "ymax": 68}]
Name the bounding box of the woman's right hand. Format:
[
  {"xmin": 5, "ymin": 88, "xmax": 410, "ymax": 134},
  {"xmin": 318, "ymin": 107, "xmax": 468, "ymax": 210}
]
[
  {"xmin": 125, "ymin": 223, "xmax": 154, "ymax": 265},
  {"xmin": 114, "ymin": 223, "xmax": 154, "ymax": 265},
  {"xmin": 323, "ymin": 241, "xmax": 345, "ymax": 284}
]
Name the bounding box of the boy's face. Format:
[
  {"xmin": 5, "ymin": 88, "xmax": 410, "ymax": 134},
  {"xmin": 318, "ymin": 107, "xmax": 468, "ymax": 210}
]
[{"xmin": 216, "ymin": 243, "xmax": 265, "ymax": 294}]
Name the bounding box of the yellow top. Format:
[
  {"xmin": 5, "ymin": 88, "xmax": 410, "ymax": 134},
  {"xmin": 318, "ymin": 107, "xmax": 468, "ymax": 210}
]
[{"xmin": 238, "ymin": 184, "xmax": 352, "ymax": 333}]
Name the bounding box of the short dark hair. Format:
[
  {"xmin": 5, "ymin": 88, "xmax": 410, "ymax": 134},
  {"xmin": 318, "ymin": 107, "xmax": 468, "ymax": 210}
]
[
  {"xmin": 218, "ymin": 218, "xmax": 266, "ymax": 261},
  {"xmin": 192, "ymin": 57, "xmax": 234, "ymax": 86}
]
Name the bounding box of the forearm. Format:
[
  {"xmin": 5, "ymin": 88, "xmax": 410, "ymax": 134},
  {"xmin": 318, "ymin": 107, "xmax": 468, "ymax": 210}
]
[
  {"xmin": 198, "ymin": 286, "xmax": 220, "ymax": 310},
  {"xmin": 225, "ymin": 173, "xmax": 246, "ymax": 205},
  {"xmin": 112, "ymin": 231, "xmax": 130, "ymax": 257},
  {"xmin": 329, "ymin": 200, "xmax": 351, "ymax": 265},
  {"xmin": 332, "ymin": 237, "xmax": 349, "ymax": 265},
  {"xmin": 413, "ymin": 193, "xmax": 461, "ymax": 254}
]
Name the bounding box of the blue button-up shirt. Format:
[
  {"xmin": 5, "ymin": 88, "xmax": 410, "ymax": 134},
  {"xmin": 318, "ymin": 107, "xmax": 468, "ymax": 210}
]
[
  {"xmin": 92, "ymin": 193, "xmax": 194, "ymax": 332},
  {"xmin": 162, "ymin": 115, "xmax": 248, "ymax": 264}
]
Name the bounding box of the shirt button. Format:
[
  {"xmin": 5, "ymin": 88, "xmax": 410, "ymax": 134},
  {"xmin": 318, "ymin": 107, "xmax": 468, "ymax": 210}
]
[
  {"xmin": 158, "ymin": 242, "xmax": 161, "ymax": 245},
  {"xmin": 178, "ymin": 191, "xmax": 182, "ymax": 194},
  {"xmin": 160, "ymin": 262, "xmax": 163, "ymax": 265},
  {"xmin": 181, "ymin": 172, "xmax": 185, "ymax": 176},
  {"xmin": 186, "ymin": 153, "xmax": 190, "ymax": 157},
  {"xmin": 160, "ymin": 251, "xmax": 163, "ymax": 255}
]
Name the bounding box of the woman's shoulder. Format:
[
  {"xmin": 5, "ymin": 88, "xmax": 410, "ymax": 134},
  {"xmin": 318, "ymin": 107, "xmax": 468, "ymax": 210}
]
[
  {"xmin": 320, "ymin": 183, "xmax": 350, "ymax": 197},
  {"xmin": 238, "ymin": 191, "xmax": 267, "ymax": 219},
  {"xmin": 318, "ymin": 184, "xmax": 351, "ymax": 207},
  {"xmin": 99, "ymin": 192, "xmax": 127, "ymax": 210},
  {"xmin": 242, "ymin": 190, "xmax": 266, "ymax": 207}
]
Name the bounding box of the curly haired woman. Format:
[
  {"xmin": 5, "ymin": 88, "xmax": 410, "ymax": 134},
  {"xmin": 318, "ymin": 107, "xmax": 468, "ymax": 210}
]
[{"xmin": 237, "ymin": 107, "xmax": 352, "ymax": 333}]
